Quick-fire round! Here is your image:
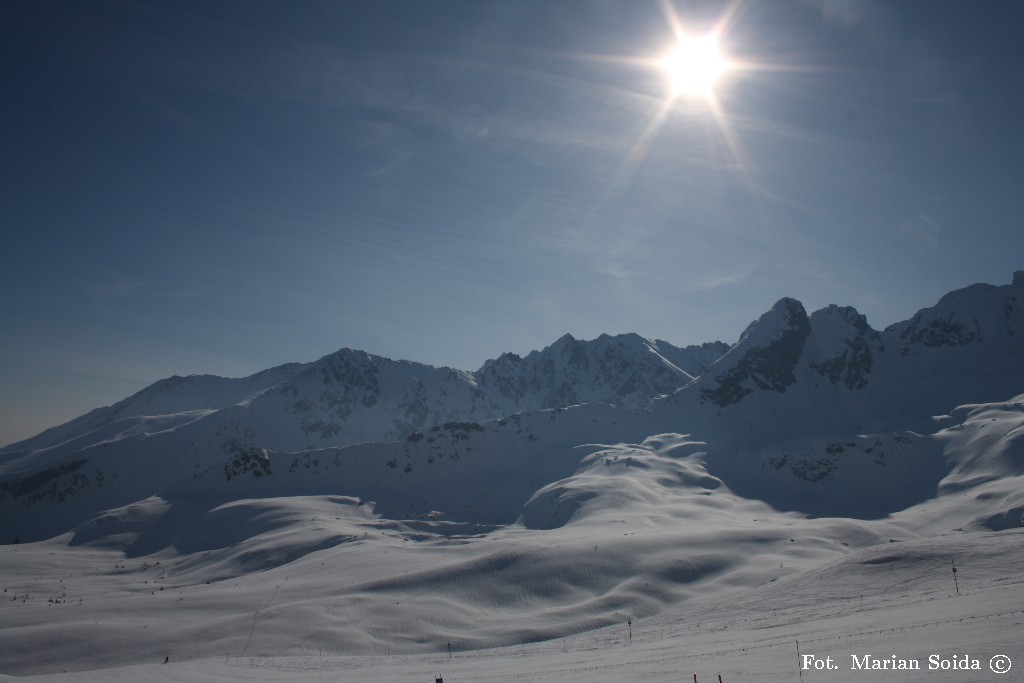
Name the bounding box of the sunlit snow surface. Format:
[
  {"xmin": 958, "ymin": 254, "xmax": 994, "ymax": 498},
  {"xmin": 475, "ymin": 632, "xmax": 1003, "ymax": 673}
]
[
  {"xmin": 2, "ymin": 395, "xmax": 1022, "ymax": 680},
  {"xmin": 2, "ymin": 405, "xmax": 1022, "ymax": 680},
  {"xmin": 1, "ymin": 526, "xmax": 1020, "ymax": 682}
]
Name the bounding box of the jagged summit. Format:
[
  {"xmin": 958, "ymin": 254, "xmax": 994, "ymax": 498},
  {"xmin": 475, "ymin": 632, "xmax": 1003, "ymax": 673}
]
[
  {"xmin": 475, "ymin": 331, "xmax": 721, "ymax": 411},
  {"xmin": 698, "ymin": 297, "xmax": 812, "ymax": 408},
  {"xmin": 738, "ymin": 297, "xmax": 808, "ymax": 343},
  {"xmin": 805, "ymin": 304, "xmax": 881, "ymax": 391},
  {"xmin": 687, "ymin": 273, "xmax": 1024, "ymax": 420}
]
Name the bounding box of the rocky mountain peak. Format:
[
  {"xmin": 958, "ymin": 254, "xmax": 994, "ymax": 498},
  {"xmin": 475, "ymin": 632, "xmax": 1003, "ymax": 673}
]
[
  {"xmin": 475, "ymin": 332, "xmax": 701, "ymax": 410},
  {"xmin": 477, "ymin": 351, "xmax": 522, "ymax": 373},
  {"xmin": 699, "ymin": 298, "xmax": 811, "ymax": 408},
  {"xmin": 811, "ymin": 304, "xmax": 871, "ymax": 333},
  {"xmin": 806, "ymin": 305, "xmax": 881, "ymax": 391},
  {"xmin": 735, "ymin": 298, "xmax": 808, "ymax": 346},
  {"xmin": 884, "ymin": 281, "xmax": 1007, "ymax": 354}
]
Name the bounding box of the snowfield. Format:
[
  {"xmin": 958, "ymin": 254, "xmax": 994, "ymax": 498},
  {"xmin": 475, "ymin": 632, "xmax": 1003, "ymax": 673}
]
[{"xmin": 2, "ymin": 526, "xmax": 1021, "ymax": 682}]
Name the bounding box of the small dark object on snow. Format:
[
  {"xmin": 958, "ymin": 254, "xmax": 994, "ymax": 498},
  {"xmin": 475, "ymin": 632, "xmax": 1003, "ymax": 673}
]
[
  {"xmin": 436, "ymin": 677, "xmax": 443, "ymax": 683},
  {"xmin": 163, "ymin": 656, "xmax": 170, "ymax": 664}
]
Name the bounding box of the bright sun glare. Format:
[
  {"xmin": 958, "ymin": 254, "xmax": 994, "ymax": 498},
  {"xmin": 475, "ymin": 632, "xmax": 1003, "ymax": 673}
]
[
  {"xmin": 593, "ymin": 3, "xmax": 751, "ymax": 209},
  {"xmin": 660, "ymin": 33, "xmax": 726, "ymax": 98}
]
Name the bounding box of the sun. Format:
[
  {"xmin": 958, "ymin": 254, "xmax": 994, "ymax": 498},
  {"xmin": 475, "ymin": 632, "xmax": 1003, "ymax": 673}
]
[{"xmin": 660, "ymin": 32, "xmax": 727, "ymax": 98}]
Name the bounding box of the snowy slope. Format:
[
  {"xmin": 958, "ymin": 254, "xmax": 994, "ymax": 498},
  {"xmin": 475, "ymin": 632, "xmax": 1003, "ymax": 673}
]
[
  {"xmin": 1, "ymin": 439, "xmax": 1021, "ymax": 676},
  {"xmin": 7, "ymin": 547, "xmax": 1022, "ymax": 683},
  {"xmin": 0, "ymin": 363, "xmax": 309, "ymax": 472}
]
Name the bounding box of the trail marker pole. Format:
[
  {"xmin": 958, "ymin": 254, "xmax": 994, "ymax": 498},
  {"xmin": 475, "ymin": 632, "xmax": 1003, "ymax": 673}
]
[
  {"xmin": 796, "ymin": 640, "xmax": 803, "ymax": 682},
  {"xmin": 951, "ymin": 560, "xmax": 959, "ymax": 595},
  {"xmin": 628, "ymin": 617, "xmax": 632, "ymax": 644}
]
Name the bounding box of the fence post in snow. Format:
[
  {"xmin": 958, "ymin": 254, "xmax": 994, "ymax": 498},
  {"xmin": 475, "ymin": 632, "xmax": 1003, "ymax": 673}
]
[
  {"xmin": 951, "ymin": 560, "xmax": 960, "ymax": 595},
  {"xmin": 796, "ymin": 640, "xmax": 803, "ymax": 682}
]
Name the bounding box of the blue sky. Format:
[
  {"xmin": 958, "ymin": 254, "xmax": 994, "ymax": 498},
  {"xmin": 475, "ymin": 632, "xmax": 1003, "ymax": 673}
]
[{"xmin": 2, "ymin": 0, "xmax": 1023, "ymax": 447}]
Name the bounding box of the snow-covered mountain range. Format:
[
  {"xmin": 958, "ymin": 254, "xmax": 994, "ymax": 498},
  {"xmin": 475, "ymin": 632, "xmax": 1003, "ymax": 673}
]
[
  {"xmin": 5, "ymin": 272, "xmax": 1020, "ymax": 533},
  {"xmin": 1, "ymin": 272, "xmax": 1022, "ymax": 677},
  {"xmin": 3, "ymin": 334, "xmax": 726, "ymax": 461}
]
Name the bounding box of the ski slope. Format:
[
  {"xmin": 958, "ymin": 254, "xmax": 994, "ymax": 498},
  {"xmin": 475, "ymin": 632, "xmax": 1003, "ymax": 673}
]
[{"xmin": 3, "ymin": 528, "xmax": 1020, "ymax": 682}]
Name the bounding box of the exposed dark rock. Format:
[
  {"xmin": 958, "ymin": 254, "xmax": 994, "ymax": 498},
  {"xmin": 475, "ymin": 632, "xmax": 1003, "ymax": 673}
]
[
  {"xmin": 899, "ymin": 315, "xmax": 981, "ymax": 349},
  {"xmin": 809, "ymin": 308, "xmax": 878, "ymax": 390},
  {"xmin": 0, "ymin": 459, "xmax": 92, "ymax": 504},
  {"xmin": 701, "ymin": 299, "xmax": 812, "ymax": 407}
]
